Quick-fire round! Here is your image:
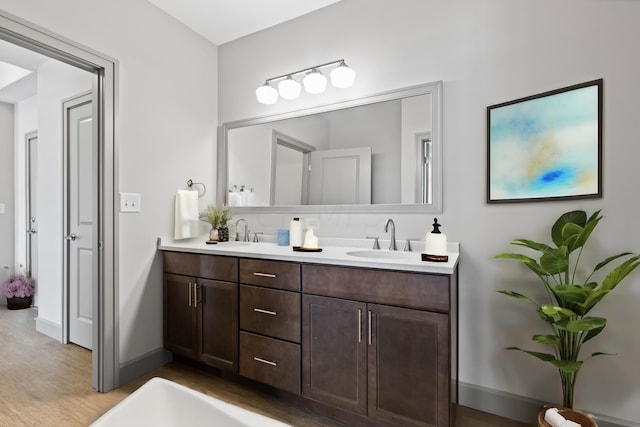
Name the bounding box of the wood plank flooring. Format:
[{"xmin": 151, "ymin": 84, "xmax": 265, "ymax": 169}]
[{"xmin": 0, "ymin": 307, "xmax": 533, "ymax": 426}]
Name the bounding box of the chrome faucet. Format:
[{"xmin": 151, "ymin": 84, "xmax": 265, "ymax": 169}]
[
  {"xmin": 384, "ymin": 218, "xmax": 397, "ymax": 251},
  {"xmin": 235, "ymin": 218, "xmax": 249, "ymax": 242}
]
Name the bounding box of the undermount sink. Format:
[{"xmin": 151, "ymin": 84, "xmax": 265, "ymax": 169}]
[
  {"xmin": 217, "ymin": 241, "xmax": 251, "ymax": 247},
  {"xmin": 346, "ymin": 250, "xmax": 416, "ymax": 260}
]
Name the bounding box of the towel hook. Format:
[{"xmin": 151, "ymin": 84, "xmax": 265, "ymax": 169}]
[{"xmin": 187, "ymin": 179, "xmax": 206, "ymax": 198}]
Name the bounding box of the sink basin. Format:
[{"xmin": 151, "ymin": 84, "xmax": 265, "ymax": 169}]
[{"xmin": 346, "ymin": 250, "xmax": 416, "ymax": 260}]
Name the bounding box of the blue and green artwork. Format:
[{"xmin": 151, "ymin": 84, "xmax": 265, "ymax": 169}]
[{"xmin": 488, "ymin": 80, "xmax": 601, "ymax": 202}]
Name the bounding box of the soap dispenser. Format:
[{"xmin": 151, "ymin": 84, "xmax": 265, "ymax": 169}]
[{"xmin": 422, "ymin": 218, "xmax": 449, "ymax": 262}]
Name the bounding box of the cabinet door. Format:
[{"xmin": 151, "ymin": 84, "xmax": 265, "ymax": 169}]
[
  {"xmin": 198, "ymin": 278, "xmax": 238, "ymax": 372},
  {"xmin": 163, "ymin": 273, "xmax": 197, "ymax": 359},
  {"xmin": 302, "ymin": 295, "xmax": 367, "ymax": 415},
  {"xmin": 368, "ymin": 304, "xmax": 449, "ymax": 427}
]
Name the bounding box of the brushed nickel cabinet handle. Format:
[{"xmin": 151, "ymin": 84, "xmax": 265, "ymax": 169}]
[
  {"xmin": 188, "ymin": 282, "xmax": 192, "ymax": 307},
  {"xmin": 253, "ymin": 272, "xmax": 277, "ymax": 278},
  {"xmin": 254, "ymin": 357, "xmax": 277, "ymax": 367},
  {"xmin": 368, "ymin": 310, "xmax": 372, "ymax": 345},
  {"xmin": 358, "ymin": 309, "xmax": 362, "ymax": 343},
  {"xmin": 254, "ymin": 308, "xmax": 277, "ymax": 316},
  {"xmin": 193, "ymin": 283, "xmax": 199, "ymax": 308}
]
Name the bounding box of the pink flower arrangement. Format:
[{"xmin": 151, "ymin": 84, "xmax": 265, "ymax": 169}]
[{"xmin": 0, "ymin": 273, "xmax": 36, "ymax": 298}]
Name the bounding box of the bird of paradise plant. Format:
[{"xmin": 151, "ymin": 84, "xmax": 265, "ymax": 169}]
[{"xmin": 495, "ymin": 209, "xmax": 640, "ymax": 408}]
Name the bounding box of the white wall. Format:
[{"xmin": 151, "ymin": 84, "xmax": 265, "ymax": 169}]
[
  {"xmin": 0, "ymin": 102, "xmax": 14, "ymax": 286},
  {"xmin": 0, "ymin": 0, "xmax": 218, "ymax": 367},
  {"xmin": 218, "ymin": 0, "xmax": 640, "ymax": 423},
  {"xmin": 35, "ymin": 60, "xmax": 92, "ymax": 335}
]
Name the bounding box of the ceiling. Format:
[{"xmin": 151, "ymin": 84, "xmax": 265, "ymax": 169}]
[
  {"xmin": 146, "ymin": 0, "xmax": 343, "ymax": 46},
  {"xmin": 0, "ymin": 1, "xmax": 343, "ymax": 103}
]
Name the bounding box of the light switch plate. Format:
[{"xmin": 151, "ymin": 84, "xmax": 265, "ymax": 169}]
[{"xmin": 120, "ymin": 193, "xmax": 141, "ymax": 212}]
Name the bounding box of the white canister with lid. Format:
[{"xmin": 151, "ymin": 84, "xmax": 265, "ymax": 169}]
[{"xmin": 290, "ymin": 217, "xmax": 303, "ymax": 247}]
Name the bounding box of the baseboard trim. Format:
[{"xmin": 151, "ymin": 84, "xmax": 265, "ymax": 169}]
[
  {"xmin": 459, "ymin": 382, "xmax": 638, "ymax": 427},
  {"xmin": 35, "ymin": 316, "xmax": 62, "ymax": 341},
  {"xmin": 119, "ymin": 348, "xmax": 172, "ymax": 386}
]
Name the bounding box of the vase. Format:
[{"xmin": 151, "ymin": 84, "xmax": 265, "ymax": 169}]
[
  {"xmin": 209, "ymin": 228, "xmax": 219, "ymax": 242},
  {"xmin": 6, "ymin": 296, "xmax": 32, "ymax": 310},
  {"xmin": 538, "ymin": 404, "xmax": 597, "ymax": 427},
  {"xmin": 217, "ymin": 226, "xmax": 229, "ymax": 242}
]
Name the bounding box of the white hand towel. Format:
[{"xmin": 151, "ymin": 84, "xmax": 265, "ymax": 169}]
[{"xmin": 174, "ymin": 190, "xmax": 200, "ymax": 239}]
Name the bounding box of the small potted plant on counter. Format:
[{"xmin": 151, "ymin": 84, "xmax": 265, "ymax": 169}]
[
  {"xmin": 1, "ymin": 272, "xmax": 36, "ymax": 310},
  {"xmin": 495, "ymin": 209, "xmax": 640, "ymax": 425},
  {"xmin": 199, "ymin": 205, "xmax": 232, "ymax": 242}
]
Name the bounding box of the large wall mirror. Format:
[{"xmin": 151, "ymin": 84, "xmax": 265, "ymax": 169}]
[{"xmin": 217, "ymin": 80, "xmax": 442, "ymax": 213}]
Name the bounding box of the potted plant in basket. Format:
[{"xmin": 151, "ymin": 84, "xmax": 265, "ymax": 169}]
[
  {"xmin": 495, "ymin": 210, "xmax": 640, "ymax": 425},
  {"xmin": 199, "ymin": 205, "xmax": 232, "ymax": 242},
  {"xmin": 1, "ymin": 273, "xmax": 36, "ymax": 310}
]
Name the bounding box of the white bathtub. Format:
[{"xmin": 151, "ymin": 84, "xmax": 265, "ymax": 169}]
[{"xmin": 91, "ymin": 377, "xmax": 291, "ymax": 427}]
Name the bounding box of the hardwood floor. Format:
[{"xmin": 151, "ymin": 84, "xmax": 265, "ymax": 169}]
[{"xmin": 0, "ymin": 307, "xmax": 533, "ymax": 426}]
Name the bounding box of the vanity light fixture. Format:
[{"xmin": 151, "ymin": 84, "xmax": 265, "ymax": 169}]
[
  {"xmin": 255, "ymin": 82, "xmax": 279, "ymax": 104},
  {"xmin": 256, "ymin": 59, "xmax": 355, "ymax": 104},
  {"xmin": 278, "ymin": 75, "xmax": 302, "ymax": 99}
]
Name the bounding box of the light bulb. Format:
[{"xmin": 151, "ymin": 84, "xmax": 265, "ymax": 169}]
[
  {"xmin": 303, "ymin": 69, "xmax": 327, "ymax": 94},
  {"xmin": 330, "ymin": 61, "xmax": 356, "ymax": 88},
  {"xmin": 255, "ymin": 82, "xmax": 278, "ymax": 104},
  {"xmin": 278, "ymin": 76, "xmax": 301, "ymax": 99}
]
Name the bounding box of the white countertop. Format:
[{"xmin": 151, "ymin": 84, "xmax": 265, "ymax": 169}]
[{"xmin": 158, "ymin": 237, "xmax": 459, "ymax": 275}]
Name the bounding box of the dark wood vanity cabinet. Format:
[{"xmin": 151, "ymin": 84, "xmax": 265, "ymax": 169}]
[
  {"xmin": 162, "ymin": 250, "xmax": 457, "ymax": 427},
  {"xmin": 163, "ymin": 252, "xmax": 238, "ymax": 372},
  {"xmin": 302, "ymin": 264, "xmax": 456, "ymax": 427}
]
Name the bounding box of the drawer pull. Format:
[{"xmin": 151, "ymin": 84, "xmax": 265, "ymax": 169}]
[
  {"xmin": 254, "ymin": 308, "xmax": 277, "ymax": 316},
  {"xmin": 253, "ymin": 356, "xmax": 277, "ymax": 367},
  {"xmin": 253, "ymin": 272, "xmax": 277, "ymax": 278},
  {"xmin": 358, "ymin": 309, "xmax": 362, "ymax": 343}
]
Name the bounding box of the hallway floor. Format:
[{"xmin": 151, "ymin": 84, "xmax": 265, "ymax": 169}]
[{"xmin": 0, "ymin": 306, "xmax": 533, "ymax": 426}]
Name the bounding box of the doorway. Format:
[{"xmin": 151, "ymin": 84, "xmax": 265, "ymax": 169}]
[
  {"xmin": 0, "ymin": 12, "xmax": 117, "ymax": 392},
  {"xmin": 25, "ymin": 131, "xmax": 38, "ymax": 305}
]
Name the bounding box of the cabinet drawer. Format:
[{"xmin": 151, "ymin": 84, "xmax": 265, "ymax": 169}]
[
  {"xmin": 239, "ymin": 332, "xmax": 301, "ymax": 394},
  {"xmin": 302, "ymin": 264, "xmax": 450, "ymax": 312},
  {"xmin": 163, "ymin": 252, "xmax": 238, "ymax": 282},
  {"xmin": 240, "ymin": 285, "xmax": 300, "ymax": 343},
  {"xmin": 239, "ymin": 259, "xmax": 300, "ymax": 291}
]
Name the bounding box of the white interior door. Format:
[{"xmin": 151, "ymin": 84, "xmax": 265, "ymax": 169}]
[
  {"xmin": 65, "ymin": 93, "xmax": 94, "ymax": 350},
  {"xmin": 26, "ymin": 132, "xmax": 38, "ymax": 305},
  {"xmin": 308, "ymin": 147, "xmax": 372, "ymax": 205}
]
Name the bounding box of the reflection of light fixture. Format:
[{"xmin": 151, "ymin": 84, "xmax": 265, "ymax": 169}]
[{"xmin": 256, "ymin": 59, "xmax": 355, "ymax": 104}]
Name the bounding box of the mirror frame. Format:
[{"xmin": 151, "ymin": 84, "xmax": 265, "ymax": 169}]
[{"xmin": 217, "ymin": 80, "xmax": 443, "ymax": 214}]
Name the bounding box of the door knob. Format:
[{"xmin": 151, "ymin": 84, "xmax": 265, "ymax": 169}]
[{"xmin": 65, "ymin": 233, "xmax": 77, "ymax": 241}]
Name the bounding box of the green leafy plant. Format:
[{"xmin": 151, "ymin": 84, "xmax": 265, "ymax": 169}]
[
  {"xmin": 199, "ymin": 205, "xmax": 232, "ymax": 229},
  {"xmin": 495, "ymin": 209, "xmax": 640, "ymax": 408}
]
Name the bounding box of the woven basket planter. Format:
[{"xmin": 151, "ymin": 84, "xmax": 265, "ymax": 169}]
[
  {"xmin": 6, "ymin": 296, "xmax": 32, "ymax": 310},
  {"xmin": 538, "ymin": 404, "xmax": 597, "ymax": 427}
]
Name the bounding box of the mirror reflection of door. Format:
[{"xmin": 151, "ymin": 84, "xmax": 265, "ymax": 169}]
[
  {"xmin": 271, "ymin": 131, "xmax": 314, "ymax": 205},
  {"xmin": 25, "ymin": 131, "xmax": 38, "ymax": 305},
  {"xmin": 308, "ymin": 147, "xmax": 372, "ymax": 205},
  {"xmin": 64, "ymin": 92, "xmax": 94, "ymax": 350}
]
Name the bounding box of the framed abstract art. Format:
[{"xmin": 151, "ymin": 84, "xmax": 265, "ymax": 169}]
[{"xmin": 487, "ymin": 79, "xmax": 603, "ymax": 203}]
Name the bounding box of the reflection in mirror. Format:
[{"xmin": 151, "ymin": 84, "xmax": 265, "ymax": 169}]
[{"xmin": 217, "ymin": 81, "xmax": 442, "ymax": 214}]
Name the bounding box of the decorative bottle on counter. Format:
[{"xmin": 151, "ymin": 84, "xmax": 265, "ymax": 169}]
[{"xmin": 422, "ymin": 218, "xmax": 449, "ymax": 262}]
